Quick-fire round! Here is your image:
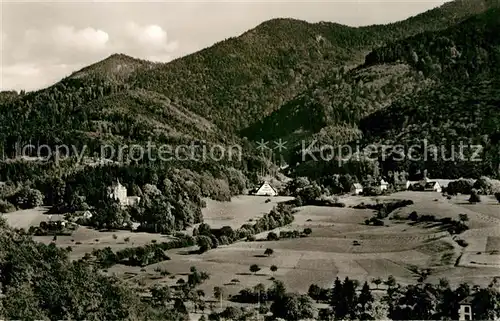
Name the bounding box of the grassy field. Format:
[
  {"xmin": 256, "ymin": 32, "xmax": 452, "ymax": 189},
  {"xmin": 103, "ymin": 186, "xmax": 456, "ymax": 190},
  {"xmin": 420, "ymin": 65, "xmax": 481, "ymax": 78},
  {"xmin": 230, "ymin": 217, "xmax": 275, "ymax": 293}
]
[
  {"xmin": 4, "ymin": 192, "xmax": 500, "ymax": 303},
  {"xmin": 1, "ymin": 207, "xmax": 64, "ymax": 228},
  {"xmin": 107, "ymin": 192, "xmax": 500, "ymax": 299},
  {"xmin": 201, "ymin": 195, "xmax": 294, "ymax": 229}
]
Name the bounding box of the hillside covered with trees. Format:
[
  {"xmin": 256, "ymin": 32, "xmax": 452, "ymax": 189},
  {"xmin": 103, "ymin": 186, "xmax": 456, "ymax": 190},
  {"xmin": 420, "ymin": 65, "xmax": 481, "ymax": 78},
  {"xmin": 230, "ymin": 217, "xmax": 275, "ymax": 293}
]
[
  {"xmin": 276, "ymin": 6, "xmax": 500, "ymax": 180},
  {"xmin": 1, "ymin": 0, "xmax": 500, "ymax": 320}
]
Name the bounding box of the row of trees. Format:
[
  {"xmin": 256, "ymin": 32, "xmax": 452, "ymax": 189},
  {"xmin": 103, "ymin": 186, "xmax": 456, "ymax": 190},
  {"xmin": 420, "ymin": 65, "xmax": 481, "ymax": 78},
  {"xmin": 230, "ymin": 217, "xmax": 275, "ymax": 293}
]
[
  {"xmin": 194, "ymin": 203, "xmax": 295, "ymax": 253},
  {"xmin": 91, "ymin": 234, "xmax": 195, "ymax": 268},
  {"xmin": 306, "ymin": 276, "xmax": 500, "ymax": 321},
  {"xmin": 206, "ymin": 276, "xmax": 500, "ymax": 320}
]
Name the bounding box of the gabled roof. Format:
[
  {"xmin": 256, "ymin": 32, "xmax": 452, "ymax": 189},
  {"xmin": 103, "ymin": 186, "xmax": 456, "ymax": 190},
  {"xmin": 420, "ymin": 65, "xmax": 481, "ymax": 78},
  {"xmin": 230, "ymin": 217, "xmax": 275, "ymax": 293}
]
[
  {"xmin": 425, "ymin": 181, "xmax": 439, "ymax": 188},
  {"xmin": 459, "ymin": 295, "xmax": 474, "ymax": 305},
  {"xmin": 256, "ymin": 181, "xmax": 277, "ymax": 194},
  {"xmin": 75, "ymin": 210, "xmax": 92, "ymax": 215},
  {"xmin": 380, "ymin": 179, "xmax": 388, "ymax": 185},
  {"xmin": 432, "ymin": 179, "xmax": 454, "ymax": 188},
  {"xmin": 111, "ymin": 179, "xmax": 125, "ymax": 187},
  {"xmin": 353, "ymin": 183, "xmax": 363, "ymax": 189}
]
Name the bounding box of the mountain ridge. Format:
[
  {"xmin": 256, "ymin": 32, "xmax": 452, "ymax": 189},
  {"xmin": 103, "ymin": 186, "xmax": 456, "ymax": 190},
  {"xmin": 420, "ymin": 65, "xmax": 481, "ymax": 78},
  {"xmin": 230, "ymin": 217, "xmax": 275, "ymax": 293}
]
[{"xmin": 1, "ymin": 0, "xmax": 499, "ymax": 181}]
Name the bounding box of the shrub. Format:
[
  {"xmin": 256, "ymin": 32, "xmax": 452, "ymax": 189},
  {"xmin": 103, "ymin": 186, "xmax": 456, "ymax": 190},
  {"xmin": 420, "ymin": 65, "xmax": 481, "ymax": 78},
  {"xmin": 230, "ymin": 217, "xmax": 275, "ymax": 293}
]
[
  {"xmin": 264, "ymin": 248, "xmax": 274, "ymax": 256},
  {"xmin": 267, "ymin": 232, "xmax": 279, "ymax": 241},
  {"xmin": 447, "ymin": 179, "xmax": 475, "ymax": 195},
  {"xmin": 469, "ymin": 190, "xmax": 481, "ymax": 203},
  {"xmin": 473, "ymin": 176, "xmax": 500, "ymax": 195},
  {"xmin": 249, "ymin": 264, "xmax": 261, "ymax": 274},
  {"xmin": 12, "ymin": 187, "xmax": 44, "ymax": 209},
  {"xmin": 408, "ymin": 211, "xmax": 418, "ymax": 221},
  {"xmin": 196, "ymin": 235, "xmax": 213, "ymax": 253},
  {"xmin": 0, "ymin": 199, "xmax": 16, "ymax": 213},
  {"xmin": 419, "ymin": 215, "xmax": 436, "ymax": 222},
  {"xmin": 363, "ymin": 186, "xmax": 382, "ymax": 196},
  {"xmin": 440, "ymin": 217, "xmax": 453, "ymax": 224},
  {"xmin": 495, "ymin": 192, "xmax": 500, "ymax": 203}
]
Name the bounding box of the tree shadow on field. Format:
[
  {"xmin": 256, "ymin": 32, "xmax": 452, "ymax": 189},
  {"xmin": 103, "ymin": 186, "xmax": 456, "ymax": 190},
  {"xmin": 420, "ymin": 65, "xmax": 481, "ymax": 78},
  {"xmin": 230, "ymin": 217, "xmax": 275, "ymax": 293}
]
[{"xmin": 177, "ymin": 249, "xmax": 202, "ymax": 255}]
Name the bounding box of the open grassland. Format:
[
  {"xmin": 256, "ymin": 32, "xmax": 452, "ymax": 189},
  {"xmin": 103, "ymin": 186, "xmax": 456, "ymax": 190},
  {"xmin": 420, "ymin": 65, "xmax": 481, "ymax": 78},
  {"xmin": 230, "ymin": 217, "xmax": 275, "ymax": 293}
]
[
  {"xmin": 104, "ymin": 192, "xmax": 500, "ymax": 296},
  {"xmin": 1, "ymin": 207, "xmax": 64, "ymax": 228},
  {"xmin": 4, "ymin": 192, "xmax": 500, "ymax": 297},
  {"xmin": 201, "ymin": 195, "xmax": 294, "ymax": 229}
]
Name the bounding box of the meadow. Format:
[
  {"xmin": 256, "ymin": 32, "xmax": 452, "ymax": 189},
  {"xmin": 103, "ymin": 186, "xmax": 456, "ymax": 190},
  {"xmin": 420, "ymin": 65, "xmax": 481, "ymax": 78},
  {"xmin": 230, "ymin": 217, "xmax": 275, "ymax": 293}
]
[{"xmin": 3, "ymin": 191, "xmax": 499, "ymax": 312}]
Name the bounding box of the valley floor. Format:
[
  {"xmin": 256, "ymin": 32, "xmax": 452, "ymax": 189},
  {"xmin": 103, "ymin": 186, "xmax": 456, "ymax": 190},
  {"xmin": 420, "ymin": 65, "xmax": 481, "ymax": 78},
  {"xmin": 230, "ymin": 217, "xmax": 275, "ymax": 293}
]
[{"xmin": 3, "ymin": 192, "xmax": 500, "ymax": 310}]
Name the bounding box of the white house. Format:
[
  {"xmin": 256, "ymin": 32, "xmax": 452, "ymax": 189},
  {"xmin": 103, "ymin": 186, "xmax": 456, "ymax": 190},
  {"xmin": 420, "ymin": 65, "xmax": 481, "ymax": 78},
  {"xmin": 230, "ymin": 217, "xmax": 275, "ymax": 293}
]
[
  {"xmin": 424, "ymin": 181, "xmax": 442, "ymax": 193},
  {"xmin": 254, "ymin": 181, "xmax": 278, "ymax": 196},
  {"xmin": 433, "ymin": 179, "xmax": 455, "ymax": 191},
  {"xmin": 352, "ymin": 183, "xmax": 363, "ymax": 195},
  {"xmin": 76, "ymin": 210, "xmax": 93, "ymax": 220},
  {"xmin": 109, "ymin": 180, "xmax": 128, "ymax": 206},
  {"xmin": 458, "ymin": 296, "xmax": 473, "ymax": 320},
  {"xmin": 127, "ymin": 196, "xmax": 141, "ymax": 206},
  {"xmin": 379, "ymin": 179, "xmax": 389, "ymax": 191}
]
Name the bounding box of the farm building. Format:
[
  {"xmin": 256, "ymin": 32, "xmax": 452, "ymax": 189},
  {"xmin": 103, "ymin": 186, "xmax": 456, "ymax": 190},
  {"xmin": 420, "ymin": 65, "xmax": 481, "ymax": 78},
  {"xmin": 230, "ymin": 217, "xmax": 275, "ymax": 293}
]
[
  {"xmin": 406, "ymin": 180, "xmax": 421, "ymax": 190},
  {"xmin": 433, "ymin": 179, "xmax": 455, "ymax": 190},
  {"xmin": 394, "ymin": 180, "xmax": 408, "ymax": 190},
  {"xmin": 379, "ymin": 179, "xmax": 389, "ymax": 191},
  {"xmin": 127, "ymin": 196, "xmax": 141, "ymax": 206},
  {"xmin": 351, "ymin": 183, "xmax": 363, "ymax": 195},
  {"xmin": 458, "ymin": 296, "xmax": 473, "ymax": 320},
  {"xmin": 424, "ymin": 181, "xmax": 442, "ymax": 193},
  {"xmin": 254, "ymin": 181, "xmax": 278, "ymax": 196},
  {"xmin": 75, "ymin": 210, "xmax": 93, "ymax": 220},
  {"xmin": 65, "ymin": 210, "xmax": 93, "ymax": 223}
]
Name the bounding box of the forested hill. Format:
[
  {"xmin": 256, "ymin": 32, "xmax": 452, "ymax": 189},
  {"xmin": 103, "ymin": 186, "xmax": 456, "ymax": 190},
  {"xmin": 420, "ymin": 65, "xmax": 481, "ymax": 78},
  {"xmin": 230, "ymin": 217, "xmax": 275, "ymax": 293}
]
[
  {"xmin": 130, "ymin": 0, "xmax": 496, "ymax": 132},
  {"xmin": 1, "ymin": 0, "xmax": 499, "ymax": 176},
  {"xmin": 287, "ymin": 7, "xmax": 500, "ymax": 180},
  {"xmin": 359, "ymin": 7, "xmax": 500, "ymax": 178},
  {"xmin": 66, "ymin": 53, "xmax": 158, "ymax": 83}
]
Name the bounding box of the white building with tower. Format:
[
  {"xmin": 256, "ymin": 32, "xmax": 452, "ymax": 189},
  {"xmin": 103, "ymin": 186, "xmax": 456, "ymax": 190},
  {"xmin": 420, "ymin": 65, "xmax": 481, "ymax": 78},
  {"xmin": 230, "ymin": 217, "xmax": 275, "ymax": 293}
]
[{"xmin": 109, "ymin": 180, "xmax": 141, "ymax": 207}]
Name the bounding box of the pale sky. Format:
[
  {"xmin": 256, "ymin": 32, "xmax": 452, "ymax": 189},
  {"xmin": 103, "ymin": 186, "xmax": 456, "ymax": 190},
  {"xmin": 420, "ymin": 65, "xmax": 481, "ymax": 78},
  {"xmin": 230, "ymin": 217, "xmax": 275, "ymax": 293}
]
[{"xmin": 1, "ymin": 0, "xmax": 450, "ymax": 91}]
